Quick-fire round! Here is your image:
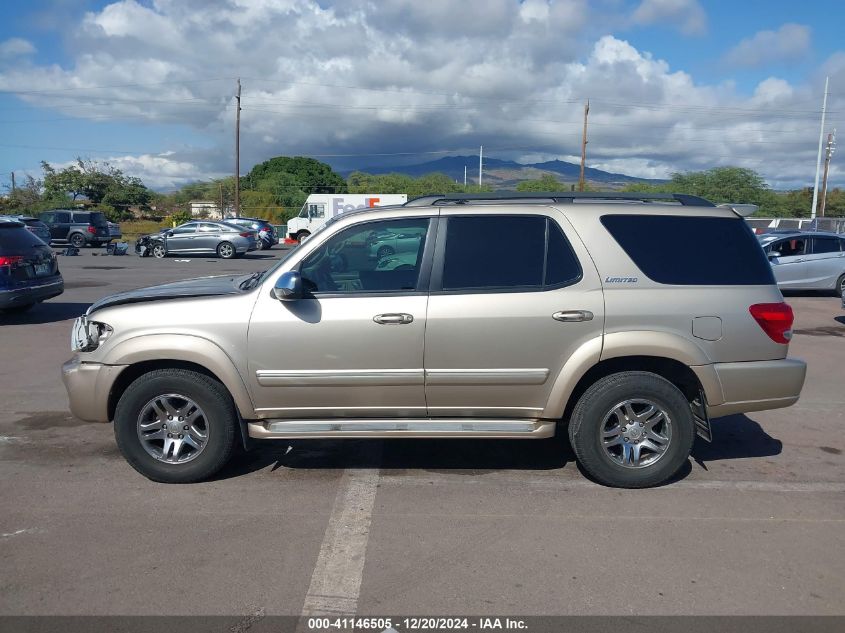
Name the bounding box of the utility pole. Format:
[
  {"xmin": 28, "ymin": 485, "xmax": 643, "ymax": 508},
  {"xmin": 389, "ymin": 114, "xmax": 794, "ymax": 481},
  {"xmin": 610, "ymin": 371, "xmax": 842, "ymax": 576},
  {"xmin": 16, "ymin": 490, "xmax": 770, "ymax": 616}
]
[
  {"xmin": 811, "ymin": 76, "xmax": 829, "ymax": 219},
  {"xmin": 478, "ymin": 145, "xmax": 483, "ymax": 191},
  {"xmin": 579, "ymin": 100, "xmax": 589, "ymax": 192},
  {"xmin": 10, "ymin": 171, "xmax": 15, "ymax": 194},
  {"xmin": 819, "ymin": 129, "xmax": 836, "ymax": 218},
  {"xmin": 219, "ymin": 181, "xmax": 224, "ymax": 218},
  {"xmin": 234, "ymin": 77, "xmax": 241, "ymax": 218}
]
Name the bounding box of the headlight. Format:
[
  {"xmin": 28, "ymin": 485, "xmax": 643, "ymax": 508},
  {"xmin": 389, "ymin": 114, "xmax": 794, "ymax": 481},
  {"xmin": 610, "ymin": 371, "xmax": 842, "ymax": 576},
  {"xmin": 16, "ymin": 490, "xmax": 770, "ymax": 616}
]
[{"xmin": 71, "ymin": 316, "xmax": 113, "ymax": 352}]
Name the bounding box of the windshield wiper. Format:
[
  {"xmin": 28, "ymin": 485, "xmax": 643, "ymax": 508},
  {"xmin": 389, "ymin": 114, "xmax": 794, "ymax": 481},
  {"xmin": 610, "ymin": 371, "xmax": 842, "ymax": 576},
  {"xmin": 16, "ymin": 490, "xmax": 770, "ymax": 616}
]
[{"xmin": 239, "ymin": 270, "xmax": 265, "ymax": 290}]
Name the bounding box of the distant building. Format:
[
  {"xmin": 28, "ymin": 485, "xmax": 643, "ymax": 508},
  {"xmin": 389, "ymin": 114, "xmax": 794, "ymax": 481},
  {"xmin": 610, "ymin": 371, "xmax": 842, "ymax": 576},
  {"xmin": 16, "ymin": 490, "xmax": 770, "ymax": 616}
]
[{"xmin": 188, "ymin": 200, "xmax": 222, "ymax": 219}]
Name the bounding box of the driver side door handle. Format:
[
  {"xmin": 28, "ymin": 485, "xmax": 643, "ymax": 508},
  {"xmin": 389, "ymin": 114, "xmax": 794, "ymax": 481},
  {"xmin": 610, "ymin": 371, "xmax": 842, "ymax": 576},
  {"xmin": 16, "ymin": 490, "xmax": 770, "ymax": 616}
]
[
  {"xmin": 373, "ymin": 313, "xmax": 414, "ymax": 325},
  {"xmin": 553, "ymin": 310, "xmax": 594, "ymax": 322}
]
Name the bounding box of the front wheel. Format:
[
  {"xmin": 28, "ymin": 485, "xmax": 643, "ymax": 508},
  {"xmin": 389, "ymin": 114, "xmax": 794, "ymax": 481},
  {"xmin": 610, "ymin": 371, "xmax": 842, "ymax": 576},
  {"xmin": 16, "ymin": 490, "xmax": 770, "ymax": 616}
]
[
  {"xmin": 568, "ymin": 371, "xmax": 695, "ymax": 488},
  {"xmin": 151, "ymin": 242, "xmax": 166, "ymax": 258},
  {"xmin": 114, "ymin": 369, "xmax": 238, "ymax": 483},
  {"xmin": 217, "ymin": 241, "xmax": 236, "ymax": 259},
  {"xmin": 836, "ymin": 273, "xmax": 845, "ymax": 297},
  {"xmin": 296, "ymin": 231, "xmax": 310, "ymax": 244}
]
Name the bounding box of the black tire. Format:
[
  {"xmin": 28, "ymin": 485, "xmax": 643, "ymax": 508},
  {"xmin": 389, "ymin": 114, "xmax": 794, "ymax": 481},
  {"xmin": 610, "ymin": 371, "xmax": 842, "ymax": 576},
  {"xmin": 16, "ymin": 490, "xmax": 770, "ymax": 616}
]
[
  {"xmin": 377, "ymin": 245, "xmax": 394, "ymax": 259},
  {"xmin": 296, "ymin": 231, "xmax": 310, "ymax": 244},
  {"xmin": 1, "ymin": 303, "xmax": 35, "ymax": 314},
  {"xmin": 568, "ymin": 371, "xmax": 695, "ymax": 488},
  {"xmin": 836, "ymin": 273, "xmax": 845, "ymax": 297},
  {"xmin": 257, "ymin": 239, "xmax": 268, "ymax": 251},
  {"xmin": 114, "ymin": 369, "xmax": 238, "ymax": 483},
  {"xmin": 217, "ymin": 241, "xmax": 236, "ymax": 259},
  {"xmin": 151, "ymin": 242, "xmax": 166, "ymax": 258},
  {"xmin": 69, "ymin": 233, "xmax": 86, "ymax": 248}
]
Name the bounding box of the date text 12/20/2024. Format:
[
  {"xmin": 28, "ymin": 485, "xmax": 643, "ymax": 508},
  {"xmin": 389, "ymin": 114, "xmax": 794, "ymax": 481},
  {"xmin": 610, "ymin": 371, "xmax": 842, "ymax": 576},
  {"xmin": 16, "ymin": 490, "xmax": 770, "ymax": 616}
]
[{"xmin": 307, "ymin": 617, "xmax": 528, "ymax": 631}]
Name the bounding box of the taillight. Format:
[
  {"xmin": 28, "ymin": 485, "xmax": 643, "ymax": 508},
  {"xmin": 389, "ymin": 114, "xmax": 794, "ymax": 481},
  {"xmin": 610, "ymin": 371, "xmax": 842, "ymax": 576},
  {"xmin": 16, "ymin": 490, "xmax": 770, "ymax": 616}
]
[
  {"xmin": 87, "ymin": 226, "xmax": 96, "ymax": 233},
  {"xmin": 0, "ymin": 255, "xmax": 24, "ymax": 267},
  {"xmin": 749, "ymin": 302, "xmax": 794, "ymax": 344},
  {"xmin": 239, "ymin": 232, "xmax": 252, "ymax": 238}
]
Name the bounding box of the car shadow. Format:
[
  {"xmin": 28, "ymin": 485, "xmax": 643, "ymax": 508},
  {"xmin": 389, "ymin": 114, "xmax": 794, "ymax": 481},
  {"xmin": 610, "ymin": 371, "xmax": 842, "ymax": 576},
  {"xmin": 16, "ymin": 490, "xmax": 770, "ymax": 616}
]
[
  {"xmin": 835, "ymin": 316, "xmax": 845, "ymax": 326},
  {"xmin": 215, "ymin": 414, "xmax": 783, "ymax": 484},
  {"xmin": 0, "ymin": 301, "xmax": 91, "ymax": 324},
  {"xmin": 691, "ymin": 414, "xmax": 782, "ymax": 465},
  {"xmin": 214, "ymin": 435, "xmax": 575, "ymax": 481}
]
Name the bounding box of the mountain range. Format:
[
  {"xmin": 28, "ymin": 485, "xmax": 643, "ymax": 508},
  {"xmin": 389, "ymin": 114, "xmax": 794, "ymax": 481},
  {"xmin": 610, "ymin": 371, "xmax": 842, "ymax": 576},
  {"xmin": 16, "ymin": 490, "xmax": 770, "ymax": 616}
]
[{"xmin": 338, "ymin": 155, "xmax": 666, "ymax": 189}]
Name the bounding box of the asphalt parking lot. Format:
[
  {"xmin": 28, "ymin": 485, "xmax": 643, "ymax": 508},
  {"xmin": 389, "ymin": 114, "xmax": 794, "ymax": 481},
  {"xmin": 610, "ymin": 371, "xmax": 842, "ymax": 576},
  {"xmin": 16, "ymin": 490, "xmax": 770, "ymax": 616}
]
[{"xmin": 1, "ymin": 248, "xmax": 844, "ymax": 618}]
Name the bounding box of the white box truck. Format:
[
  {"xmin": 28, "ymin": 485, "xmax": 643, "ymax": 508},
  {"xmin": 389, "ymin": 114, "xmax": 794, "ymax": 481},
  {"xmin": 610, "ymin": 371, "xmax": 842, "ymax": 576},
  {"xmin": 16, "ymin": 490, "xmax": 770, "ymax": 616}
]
[{"xmin": 286, "ymin": 193, "xmax": 408, "ymax": 242}]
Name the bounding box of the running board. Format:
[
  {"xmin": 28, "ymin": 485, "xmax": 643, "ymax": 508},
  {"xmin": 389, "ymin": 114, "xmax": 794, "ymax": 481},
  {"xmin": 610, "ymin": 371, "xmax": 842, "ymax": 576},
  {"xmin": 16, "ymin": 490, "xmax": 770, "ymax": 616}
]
[{"xmin": 247, "ymin": 418, "xmax": 556, "ymax": 439}]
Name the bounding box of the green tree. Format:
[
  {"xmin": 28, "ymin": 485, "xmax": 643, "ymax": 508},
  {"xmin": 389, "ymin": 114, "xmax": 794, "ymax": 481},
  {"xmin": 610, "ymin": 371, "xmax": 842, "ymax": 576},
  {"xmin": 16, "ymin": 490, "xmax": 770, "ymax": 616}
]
[
  {"xmin": 245, "ymin": 156, "xmax": 346, "ymax": 195},
  {"xmin": 41, "ymin": 158, "xmax": 152, "ymax": 218},
  {"xmin": 516, "ymin": 173, "xmax": 564, "ymax": 192}
]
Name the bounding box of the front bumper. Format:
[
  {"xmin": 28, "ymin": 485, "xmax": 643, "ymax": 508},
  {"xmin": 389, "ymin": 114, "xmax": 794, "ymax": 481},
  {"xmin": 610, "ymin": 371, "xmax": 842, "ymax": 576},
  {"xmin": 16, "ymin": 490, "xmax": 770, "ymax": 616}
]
[
  {"xmin": 705, "ymin": 358, "xmax": 807, "ymax": 418},
  {"xmin": 61, "ymin": 357, "xmax": 126, "ymax": 422},
  {"xmin": 0, "ymin": 277, "xmax": 64, "ymax": 309}
]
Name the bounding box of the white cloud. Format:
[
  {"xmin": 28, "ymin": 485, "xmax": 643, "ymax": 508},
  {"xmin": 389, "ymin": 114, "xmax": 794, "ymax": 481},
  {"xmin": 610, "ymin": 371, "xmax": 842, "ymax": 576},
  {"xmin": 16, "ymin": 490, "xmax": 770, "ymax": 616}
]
[
  {"xmin": 0, "ymin": 37, "xmax": 36, "ymax": 59},
  {"xmin": 632, "ymin": 0, "xmax": 707, "ymax": 36},
  {"xmin": 0, "ymin": 1, "xmax": 838, "ymax": 190},
  {"xmin": 725, "ymin": 23, "xmax": 811, "ymax": 68}
]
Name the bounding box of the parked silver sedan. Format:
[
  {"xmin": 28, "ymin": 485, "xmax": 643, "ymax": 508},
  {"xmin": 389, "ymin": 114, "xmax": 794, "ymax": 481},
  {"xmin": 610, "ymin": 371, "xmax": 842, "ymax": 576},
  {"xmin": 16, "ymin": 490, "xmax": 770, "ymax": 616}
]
[
  {"xmin": 758, "ymin": 231, "xmax": 845, "ymax": 294},
  {"xmin": 154, "ymin": 221, "xmax": 257, "ymax": 259}
]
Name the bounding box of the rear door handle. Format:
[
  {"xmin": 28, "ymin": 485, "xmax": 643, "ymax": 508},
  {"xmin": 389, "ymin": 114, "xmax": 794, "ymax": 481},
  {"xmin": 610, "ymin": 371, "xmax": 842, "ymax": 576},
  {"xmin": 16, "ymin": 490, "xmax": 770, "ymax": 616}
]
[
  {"xmin": 373, "ymin": 313, "xmax": 414, "ymax": 325},
  {"xmin": 553, "ymin": 310, "xmax": 594, "ymax": 322}
]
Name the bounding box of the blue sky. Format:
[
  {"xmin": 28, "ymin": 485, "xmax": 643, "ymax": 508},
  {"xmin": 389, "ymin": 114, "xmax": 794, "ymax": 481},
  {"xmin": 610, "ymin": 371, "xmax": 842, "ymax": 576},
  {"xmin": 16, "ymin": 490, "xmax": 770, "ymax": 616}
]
[{"xmin": 0, "ymin": 0, "xmax": 843, "ymax": 191}]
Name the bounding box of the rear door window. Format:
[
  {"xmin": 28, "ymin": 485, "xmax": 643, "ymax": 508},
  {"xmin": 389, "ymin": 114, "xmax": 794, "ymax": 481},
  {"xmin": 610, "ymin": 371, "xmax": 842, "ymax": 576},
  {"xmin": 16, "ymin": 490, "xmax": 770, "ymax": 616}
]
[
  {"xmin": 811, "ymin": 236, "xmax": 841, "ymax": 254},
  {"xmin": 440, "ymin": 215, "xmax": 581, "ymax": 292},
  {"xmin": 73, "ymin": 212, "xmax": 90, "ymax": 223},
  {"xmin": 600, "ymin": 215, "xmax": 775, "ymax": 285}
]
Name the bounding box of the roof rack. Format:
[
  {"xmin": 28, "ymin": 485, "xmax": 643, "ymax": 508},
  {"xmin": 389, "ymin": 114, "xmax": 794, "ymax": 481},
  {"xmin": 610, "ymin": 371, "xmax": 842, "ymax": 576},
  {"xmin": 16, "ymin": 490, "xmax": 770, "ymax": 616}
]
[{"xmin": 404, "ymin": 192, "xmax": 715, "ymax": 207}]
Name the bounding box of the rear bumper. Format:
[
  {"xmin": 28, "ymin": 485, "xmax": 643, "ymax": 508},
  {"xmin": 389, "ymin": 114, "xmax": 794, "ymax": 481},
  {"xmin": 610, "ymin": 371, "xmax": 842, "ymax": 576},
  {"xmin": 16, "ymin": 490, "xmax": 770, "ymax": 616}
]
[
  {"xmin": 0, "ymin": 277, "xmax": 64, "ymax": 309},
  {"xmin": 61, "ymin": 357, "xmax": 126, "ymax": 422},
  {"xmin": 705, "ymin": 358, "xmax": 807, "ymax": 418}
]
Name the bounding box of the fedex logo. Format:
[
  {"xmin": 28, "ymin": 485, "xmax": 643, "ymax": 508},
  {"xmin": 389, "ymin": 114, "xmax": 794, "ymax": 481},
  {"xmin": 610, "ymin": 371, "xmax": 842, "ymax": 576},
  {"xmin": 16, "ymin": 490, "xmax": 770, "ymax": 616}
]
[{"xmin": 332, "ymin": 197, "xmax": 381, "ymax": 214}]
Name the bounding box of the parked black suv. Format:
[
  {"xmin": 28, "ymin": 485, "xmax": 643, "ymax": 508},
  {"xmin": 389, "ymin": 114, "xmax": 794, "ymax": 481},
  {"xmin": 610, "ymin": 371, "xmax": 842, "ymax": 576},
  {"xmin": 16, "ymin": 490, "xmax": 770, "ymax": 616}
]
[
  {"xmin": 224, "ymin": 216, "xmax": 278, "ymax": 250},
  {"xmin": 39, "ymin": 210, "xmax": 111, "ymax": 247},
  {"xmin": 0, "ymin": 218, "xmax": 63, "ymax": 313}
]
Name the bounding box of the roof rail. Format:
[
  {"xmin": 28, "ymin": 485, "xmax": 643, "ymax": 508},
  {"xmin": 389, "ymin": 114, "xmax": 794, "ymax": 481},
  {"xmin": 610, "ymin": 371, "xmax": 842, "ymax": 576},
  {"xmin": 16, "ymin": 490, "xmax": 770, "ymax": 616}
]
[{"xmin": 404, "ymin": 192, "xmax": 715, "ymax": 207}]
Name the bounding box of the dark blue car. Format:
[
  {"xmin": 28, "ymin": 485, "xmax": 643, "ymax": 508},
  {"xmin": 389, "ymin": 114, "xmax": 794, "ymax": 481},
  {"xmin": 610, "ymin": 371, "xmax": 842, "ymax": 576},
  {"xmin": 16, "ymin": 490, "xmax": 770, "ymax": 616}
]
[{"xmin": 0, "ymin": 218, "xmax": 63, "ymax": 314}]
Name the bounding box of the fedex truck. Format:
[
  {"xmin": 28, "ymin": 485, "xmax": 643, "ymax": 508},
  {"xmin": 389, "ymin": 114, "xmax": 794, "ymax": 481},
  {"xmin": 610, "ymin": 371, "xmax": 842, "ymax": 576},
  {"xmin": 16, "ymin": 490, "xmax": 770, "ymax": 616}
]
[{"xmin": 287, "ymin": 193, "xmax": 408, "ymax": 242}]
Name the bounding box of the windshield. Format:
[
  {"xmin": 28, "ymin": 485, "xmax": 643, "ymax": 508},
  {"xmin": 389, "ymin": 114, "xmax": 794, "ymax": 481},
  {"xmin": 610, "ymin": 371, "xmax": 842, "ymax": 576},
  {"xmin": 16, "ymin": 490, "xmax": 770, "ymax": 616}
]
[
  {"xmin": 89, "ymin": 212, "xmax": 109, "ymax": 227},
  {"xmin": 298, "ymin": 205, "xmax": 309, "ymax": 218}
]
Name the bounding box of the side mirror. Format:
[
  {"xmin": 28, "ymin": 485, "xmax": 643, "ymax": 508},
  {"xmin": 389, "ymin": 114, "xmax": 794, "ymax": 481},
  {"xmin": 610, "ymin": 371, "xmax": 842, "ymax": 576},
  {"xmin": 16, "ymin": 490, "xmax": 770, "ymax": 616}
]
[
  {"xmin": 272, "ymin": 271, "xmax": 303, "ymax": 301},
  {"xmin": 166, "ymin": 232, "xmax": 174, "ymax": 238},
  {"xmin": 768, "ymin": 251, "xmax": 781, "ymax": 259}
]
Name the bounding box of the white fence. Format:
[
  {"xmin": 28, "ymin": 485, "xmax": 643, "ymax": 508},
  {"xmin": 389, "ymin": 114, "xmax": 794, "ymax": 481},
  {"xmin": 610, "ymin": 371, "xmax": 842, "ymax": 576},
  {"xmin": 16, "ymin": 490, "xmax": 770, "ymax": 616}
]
[{"xmin": 746, "ymin": 217, "xmax": 845, "ymax": 234}]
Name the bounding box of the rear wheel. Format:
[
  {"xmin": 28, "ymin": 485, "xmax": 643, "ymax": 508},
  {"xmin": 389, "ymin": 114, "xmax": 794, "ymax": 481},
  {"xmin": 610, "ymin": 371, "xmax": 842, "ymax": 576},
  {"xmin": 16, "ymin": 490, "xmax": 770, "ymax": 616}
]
[
  {"xmin": 114, "ymin": 369, "xmax": 237, "ymax": 483},
  {"xmin": 217, "ymin": 242, "xmax": 235, "ymax": 259},
  {"xmin": 836, "ymin": 273, "xmax": 845, "ymax": 297},
  {"xmin": 377, "ymin": 245, "xmax": 395, "ymax": 259},
  {"xmin": 257, "ymin": 238, "xmax": 268, "ymax": 251},
  {"xmin": 568, "ymin": 371, "xmax": 695, "ymax": 488},
  {"xmin": 70, "ymin": 233, "xmax": 86, "ymax": 248}
]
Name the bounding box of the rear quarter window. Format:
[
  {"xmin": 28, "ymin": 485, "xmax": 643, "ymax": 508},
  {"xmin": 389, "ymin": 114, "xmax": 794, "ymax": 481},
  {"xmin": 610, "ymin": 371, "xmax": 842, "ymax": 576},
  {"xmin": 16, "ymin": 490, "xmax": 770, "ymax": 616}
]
[
  {"xmin": 600, "ymin": 214, "xmax": 775, "ymax": 286},
  {"xmin": 0, "ymin": 226, "xmax": 43, "ymax": 249}
]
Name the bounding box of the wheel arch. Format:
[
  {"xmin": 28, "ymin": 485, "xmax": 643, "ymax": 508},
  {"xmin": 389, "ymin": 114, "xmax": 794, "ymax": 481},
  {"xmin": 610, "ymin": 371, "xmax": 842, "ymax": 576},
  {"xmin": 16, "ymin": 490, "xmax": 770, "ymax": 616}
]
[
  {"xmin": 544, "ymin": 334, "xmax": 718, "ymax": 421},
  {"xmin": 102, "ymin": 334, "xmax": 255, "ymax": 422}
]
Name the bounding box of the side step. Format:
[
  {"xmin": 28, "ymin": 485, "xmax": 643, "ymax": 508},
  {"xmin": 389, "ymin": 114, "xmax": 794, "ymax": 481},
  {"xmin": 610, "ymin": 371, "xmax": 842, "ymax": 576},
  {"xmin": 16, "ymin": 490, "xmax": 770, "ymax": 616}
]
[{"xmin": 247, "ymin": 418, "xmax": 556, "ymax": 439}]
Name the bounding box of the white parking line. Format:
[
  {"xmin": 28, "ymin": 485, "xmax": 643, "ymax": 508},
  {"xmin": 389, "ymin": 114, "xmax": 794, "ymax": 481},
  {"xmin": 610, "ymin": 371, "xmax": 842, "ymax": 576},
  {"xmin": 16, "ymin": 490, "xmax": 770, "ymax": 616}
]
[{"xmin": 301, "ymin": 465, "xmax": 381, "ymax": 616}]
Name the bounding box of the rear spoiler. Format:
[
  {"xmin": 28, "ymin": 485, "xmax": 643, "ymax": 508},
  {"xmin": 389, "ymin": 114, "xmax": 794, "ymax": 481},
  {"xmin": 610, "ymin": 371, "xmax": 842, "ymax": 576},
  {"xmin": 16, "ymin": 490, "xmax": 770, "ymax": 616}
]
[{"xmin": 717, "ymin": 203, "xmax": 758, "ymax": 218}]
